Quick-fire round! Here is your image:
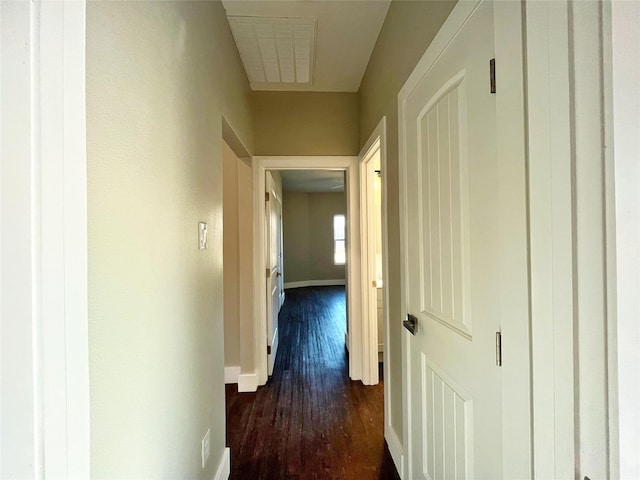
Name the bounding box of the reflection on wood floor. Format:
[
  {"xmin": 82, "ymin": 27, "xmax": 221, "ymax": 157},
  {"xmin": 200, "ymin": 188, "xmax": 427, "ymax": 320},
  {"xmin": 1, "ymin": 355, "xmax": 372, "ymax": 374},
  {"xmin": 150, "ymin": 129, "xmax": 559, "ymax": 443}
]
[{"xmin": 225, "ymin": 286, "xmax": 400, "ymax": 480}]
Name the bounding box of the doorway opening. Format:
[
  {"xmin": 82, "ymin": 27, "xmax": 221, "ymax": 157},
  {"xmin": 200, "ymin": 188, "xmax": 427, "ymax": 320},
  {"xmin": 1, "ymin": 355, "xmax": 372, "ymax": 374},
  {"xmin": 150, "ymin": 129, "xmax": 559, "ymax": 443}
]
[
  {"xmin": 229, "ymin": 163, "xmax": 394, "ymax": 477},
  {"xmin": 276, "ymin": 169, "xmax": 349, "ymax": 350},
  {"xmin": 359, "ymin": 139, "xmax": 384, "ymax": 386},
  {"xmin": 252, "ymin": 156, "xmax": 363, "ymax": 386},
  {"xmin": 222, "ymin": 120, "xmax": 254, "ymax": 391},
  {"xmin": 265, "ymin": 167, "xmax": 349, "ymax": 376}
]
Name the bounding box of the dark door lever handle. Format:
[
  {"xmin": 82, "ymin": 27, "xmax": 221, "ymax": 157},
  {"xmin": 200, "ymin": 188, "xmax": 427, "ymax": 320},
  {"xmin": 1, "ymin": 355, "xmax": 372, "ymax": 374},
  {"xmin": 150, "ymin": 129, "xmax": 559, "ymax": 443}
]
[{"xmin": 403, "ymin": 314, "xmax": 417, "ymax": 335}]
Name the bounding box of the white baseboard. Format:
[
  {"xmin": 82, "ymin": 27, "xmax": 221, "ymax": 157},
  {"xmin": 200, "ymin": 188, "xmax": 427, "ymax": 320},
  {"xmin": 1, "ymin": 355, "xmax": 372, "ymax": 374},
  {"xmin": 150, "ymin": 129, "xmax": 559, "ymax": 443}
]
[
  {"xmin": 224, "ymin": 366, "xmax": 241, "ymax": 384},
  {"xmin": 284, "ymin": 279, "xmax": 346, "ymax": 289},
  {"xmin": 211, "ymin": 447, "xmax": 230, "ymax": 480},
  {"xmin": 237, "ymin": 373, "xmax": 258, "ymax": 392},
  {"xmin": 385, "ymin": 427, "xmax": 405, "ymax": 479}
]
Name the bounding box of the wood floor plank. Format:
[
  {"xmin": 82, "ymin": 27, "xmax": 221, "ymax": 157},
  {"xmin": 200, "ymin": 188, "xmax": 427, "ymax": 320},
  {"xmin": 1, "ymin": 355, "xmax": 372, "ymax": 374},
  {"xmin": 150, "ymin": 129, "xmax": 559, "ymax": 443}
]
[{"xmin": 226, "ymin": 286, "xmax": 400, "ymax": 480}]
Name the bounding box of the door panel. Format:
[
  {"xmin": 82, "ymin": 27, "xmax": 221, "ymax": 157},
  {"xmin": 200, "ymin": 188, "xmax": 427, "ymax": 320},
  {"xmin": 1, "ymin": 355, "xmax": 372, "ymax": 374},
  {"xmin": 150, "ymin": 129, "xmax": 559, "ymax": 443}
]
[
  {"xmin": 422, "ymin": 356, "xmax": 472, "ymax": 479},
  {"xmin": 418, "ymin": 79, "xmax": 471, "ymax": 339},
  {"xmin": 403, "ymin": 2, "xmax": 513, "ymax": 478}
]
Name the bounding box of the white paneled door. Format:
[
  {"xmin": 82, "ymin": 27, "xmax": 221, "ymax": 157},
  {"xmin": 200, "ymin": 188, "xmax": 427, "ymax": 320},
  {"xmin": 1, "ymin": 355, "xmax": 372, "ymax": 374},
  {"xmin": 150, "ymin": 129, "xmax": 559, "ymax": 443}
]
[
  {"xmin": 401, "ymin": 2, "xmax": 527, "ymax": 478},
  {"xmin": 266, "ymin": 172, "xmax": 282, "ymax": 376}
]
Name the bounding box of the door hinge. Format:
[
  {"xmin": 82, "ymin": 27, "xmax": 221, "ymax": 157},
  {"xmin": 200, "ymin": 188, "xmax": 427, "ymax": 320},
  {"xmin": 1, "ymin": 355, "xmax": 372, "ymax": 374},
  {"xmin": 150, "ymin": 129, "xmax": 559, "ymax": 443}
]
[
  {"xmin": 267, "ymin": 345, "xmax": 271, "ymax": 355},
  {"xmin": 265, "ymin": 192, "xmax": 270, "ymax": 202},
  {"xmin": 496, "ymin": 331, "xmax": 502, "ymax": 366},
  {"xmin": 490, "ymin": 58, "xmax": 496, "ymax": 94}
]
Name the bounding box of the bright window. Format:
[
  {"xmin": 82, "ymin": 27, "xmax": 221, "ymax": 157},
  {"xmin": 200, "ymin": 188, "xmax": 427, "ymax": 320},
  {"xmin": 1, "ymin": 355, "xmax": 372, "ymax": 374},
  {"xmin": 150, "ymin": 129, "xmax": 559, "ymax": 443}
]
[{"xmin": 333, "ymin": 214, "xmax": 346, "ymax": 265}]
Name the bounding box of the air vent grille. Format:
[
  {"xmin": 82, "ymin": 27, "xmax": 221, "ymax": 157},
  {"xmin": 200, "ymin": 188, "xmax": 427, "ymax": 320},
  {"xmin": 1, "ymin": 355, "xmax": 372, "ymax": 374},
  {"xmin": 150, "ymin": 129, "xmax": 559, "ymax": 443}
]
[{"xmin": 227, "ymin": 16, "xmax": 316, "ymax": 86}]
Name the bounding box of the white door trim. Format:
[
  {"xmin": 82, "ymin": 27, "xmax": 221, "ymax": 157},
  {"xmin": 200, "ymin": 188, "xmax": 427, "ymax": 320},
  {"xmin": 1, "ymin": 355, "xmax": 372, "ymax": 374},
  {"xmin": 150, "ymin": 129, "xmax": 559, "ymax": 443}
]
[
  {"xmin": 398, "ymin": 1, "xmax": 532, "ymax": 477},
  {"xmin": 606, "ymin": 1, "xmax": 640, "ymax": 476},
  {"xmin": 253, "ymin": 156, "xmax": 361, "ymax": 386},
  {"xmin": 492, "ymin": 2, "xmax": 532, "ymax": 476},
  {"xmin": 38, "ymin": 3, "xmax": 91, "ymax": 476},
  {"xmin": 526, "ymin": 1, "xmax": 619, "ymax": 477},
  {"xmin": 359, "ymin": 118, "xmax": 404, "ymax": 471},
  {"xmin": 1, "ymin": 1, "xmax": 90, "ymax": 477},
  {"xmin": 359, "ymin": 122, "xmax": 382, "ymax": 387},
  {"xmin": 360, "ymin": 117, "xmax": 391, "ymax": 388},
  {"xmin": 525, "ymin": 2, "xmax": 575, "ymax": 476}
]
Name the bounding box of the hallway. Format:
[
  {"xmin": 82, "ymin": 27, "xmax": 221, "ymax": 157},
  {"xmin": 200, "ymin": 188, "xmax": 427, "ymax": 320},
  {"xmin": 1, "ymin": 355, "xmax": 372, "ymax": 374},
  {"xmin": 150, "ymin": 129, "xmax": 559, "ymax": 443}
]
[{"xmin": 225, "ymin": 286, "xmax": 399, "ymax": 479}]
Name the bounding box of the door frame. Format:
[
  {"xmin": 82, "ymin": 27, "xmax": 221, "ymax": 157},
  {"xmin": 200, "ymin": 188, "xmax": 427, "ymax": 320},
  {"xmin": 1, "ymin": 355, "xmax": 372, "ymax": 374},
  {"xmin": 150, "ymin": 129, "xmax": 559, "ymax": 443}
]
[
  {"xmin": 525, "ymin": 1, "xmax": 621, "ymax": 477},
  {"xmin": 358, "ymin": 117, "xmax": 388, "ymax": 387},
  {"xmin": 607, "ymin": 1, "xmax": 640, "ymax": 476},
  {"xmin": 253, "ymin": 156, "xmax": 362, "ymax": 387},
  {"xmin": 1, "ymin": 1, "xmax": 90, "ymax": 476},
  {"xmin": 398, "ymin": 1, "xmax": 532, "ymax": 477}
]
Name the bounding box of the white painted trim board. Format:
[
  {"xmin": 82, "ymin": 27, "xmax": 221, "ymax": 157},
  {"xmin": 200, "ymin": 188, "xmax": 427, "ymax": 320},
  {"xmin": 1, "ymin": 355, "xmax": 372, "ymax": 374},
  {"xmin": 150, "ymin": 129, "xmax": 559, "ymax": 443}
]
[
  {"xmin": 283, "ymin": 279, "xmax": 345, "ymax": 289},
  {"xmin": 385, "ymin": 427, "xmax": 405, "ymax": 480},
  {"xmin": 358, "ymin": 116, "xmax": 388, "ymax": 388},
  {"xmin": 607, "ymin": 2, "xmax": 640, "ymax": 476},
  {"xmin": 224, "ymin": 366, "xmax": 241, "ymax": 384},
  {"xmin": 1, "ymin": 1, "xmax": 90, "ymax": 476},
  {"xmin": 237, "ymin": 373, "xmax": 258, "ymax": 393},
  {"xmin": 211, "ymin": 447, "xmax": 231, "ymax": 480}
]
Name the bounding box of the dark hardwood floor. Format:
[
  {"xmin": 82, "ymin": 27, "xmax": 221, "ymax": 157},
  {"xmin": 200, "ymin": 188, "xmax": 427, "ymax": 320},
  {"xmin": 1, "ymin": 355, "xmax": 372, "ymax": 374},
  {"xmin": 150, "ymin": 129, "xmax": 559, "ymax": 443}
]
[{"xmin": 226, "ymin": 286, "xmax": 400, "ymax": 480}]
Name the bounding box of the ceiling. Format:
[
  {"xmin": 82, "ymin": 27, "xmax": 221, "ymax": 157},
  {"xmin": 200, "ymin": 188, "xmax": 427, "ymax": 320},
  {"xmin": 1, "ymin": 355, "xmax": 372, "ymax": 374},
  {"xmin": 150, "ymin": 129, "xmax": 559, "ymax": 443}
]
[
  {"xmin": 222, "ymin": 0, "xmax": 391, "ymax": 92},
  {"xmin": 280, "ymin": 170, "xmax": 345, "ymax": 192}
]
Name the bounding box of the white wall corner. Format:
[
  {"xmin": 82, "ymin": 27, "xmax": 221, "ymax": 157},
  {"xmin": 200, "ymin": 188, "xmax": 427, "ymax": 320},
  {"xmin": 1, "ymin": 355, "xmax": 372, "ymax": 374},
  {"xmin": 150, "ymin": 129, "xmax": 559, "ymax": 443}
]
[
  {"xmin": 385, "ymin": 427, "xmax": 405, "ymax": 479},
  {"xmin": 211, "ymin": 447, "xmax": 231, "ymax": 480},
  {"xmin": 224, "ymin": 366, "xmax": 241, "ymax": 385},
  {"xmin": 237, "ymin": 373, "xmax": 258, "ymax": 393}
]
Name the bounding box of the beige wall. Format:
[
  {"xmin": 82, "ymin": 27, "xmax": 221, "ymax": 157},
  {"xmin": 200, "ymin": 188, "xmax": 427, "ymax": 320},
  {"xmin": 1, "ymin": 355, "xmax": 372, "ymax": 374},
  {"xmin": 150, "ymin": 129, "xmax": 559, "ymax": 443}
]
[
  {"xmin": 253, "ymin": 92, "xmax": 360, "ymax": 156},
  {"xmin": 282, "ymin": 191, "xmax": 346, "ymax": 284},
  {"xmin": 87, "ymin": 2, "xmax": 253, "ymax": 478},
  {"xmin": 283, "ymin": 192, "xmax": 310, "ymax": 283},
  {"xmin": 358, "ymin": 0, "xmax": 457, "ymax": 445}
]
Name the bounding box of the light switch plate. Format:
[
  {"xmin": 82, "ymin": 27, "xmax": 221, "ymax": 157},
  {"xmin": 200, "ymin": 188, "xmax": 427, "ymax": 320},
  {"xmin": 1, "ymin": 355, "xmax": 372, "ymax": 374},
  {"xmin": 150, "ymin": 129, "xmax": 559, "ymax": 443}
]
[{"xmin": 198, "ymin": 222, "xmax": 208, "ymax": 250}]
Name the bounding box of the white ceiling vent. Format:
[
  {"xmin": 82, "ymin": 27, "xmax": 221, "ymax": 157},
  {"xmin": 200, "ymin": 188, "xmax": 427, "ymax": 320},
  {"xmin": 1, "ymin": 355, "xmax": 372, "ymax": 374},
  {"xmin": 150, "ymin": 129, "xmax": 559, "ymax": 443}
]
[{"xmin": 227, "ymin": 16, "xmax": 316, "ymax": 87}]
